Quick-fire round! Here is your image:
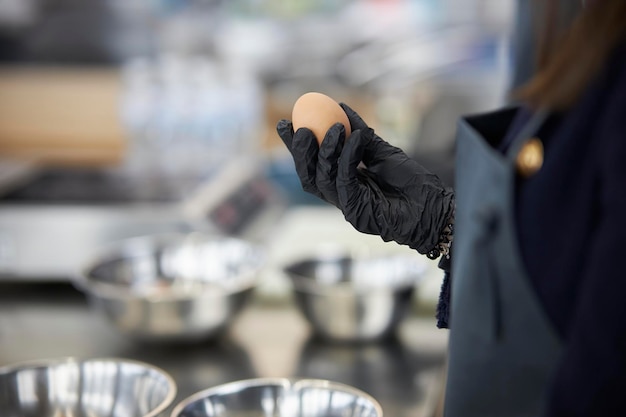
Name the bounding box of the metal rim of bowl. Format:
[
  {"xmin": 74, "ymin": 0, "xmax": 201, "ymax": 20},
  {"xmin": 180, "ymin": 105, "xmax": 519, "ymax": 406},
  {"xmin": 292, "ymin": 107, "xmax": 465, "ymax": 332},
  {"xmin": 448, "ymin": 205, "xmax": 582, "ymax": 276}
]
[
  {"xmin": 287, "ymin": 272, "xmax": 419, "ymax": 295},
  {"xmin": 0, "ymin": 356, "xmax": 178, "ymax": 417},
  {"xmin": 283, "ymin": 253, "xmax": 426, "ymax": 296},
  {"xmin": 170, "ymin": 377, "xmax": 384, "ymax": 417},
  {"xmin": 75, "ymin": 233, "xmax": 265, "ymax": 301}
]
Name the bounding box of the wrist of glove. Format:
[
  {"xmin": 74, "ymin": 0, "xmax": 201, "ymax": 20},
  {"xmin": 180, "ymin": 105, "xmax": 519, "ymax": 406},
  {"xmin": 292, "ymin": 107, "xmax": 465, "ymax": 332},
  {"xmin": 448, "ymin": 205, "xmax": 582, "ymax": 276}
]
[{"xmin": 277, "ymin": 102, "xmax": 455, "ymax": 257}]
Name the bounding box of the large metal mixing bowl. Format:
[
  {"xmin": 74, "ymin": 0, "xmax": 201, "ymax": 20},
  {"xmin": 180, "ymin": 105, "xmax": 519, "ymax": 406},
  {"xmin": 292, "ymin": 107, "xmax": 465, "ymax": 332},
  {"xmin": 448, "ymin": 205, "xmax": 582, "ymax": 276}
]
[
  {"xmin": 284, "ymin": 251, "xmax": 427, "ymax": 343},
  {"xmin": 76, "ymin": 233, "xmax": 265, "ymax": 342},
  {"xmin": 0, "ymin": 357, "xmax": 176, "ymax": 417},
  {"xmin": 171, "ymin": 377, "xmax": 383, "ymax": 417}
]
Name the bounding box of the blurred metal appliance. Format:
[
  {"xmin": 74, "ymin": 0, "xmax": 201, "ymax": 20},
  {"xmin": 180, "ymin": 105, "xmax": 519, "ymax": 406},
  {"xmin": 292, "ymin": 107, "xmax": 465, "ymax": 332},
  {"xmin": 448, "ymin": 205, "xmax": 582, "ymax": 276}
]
[{"xmin": 0, "ymin": 157, "xmax": 284, "ymax": 281}]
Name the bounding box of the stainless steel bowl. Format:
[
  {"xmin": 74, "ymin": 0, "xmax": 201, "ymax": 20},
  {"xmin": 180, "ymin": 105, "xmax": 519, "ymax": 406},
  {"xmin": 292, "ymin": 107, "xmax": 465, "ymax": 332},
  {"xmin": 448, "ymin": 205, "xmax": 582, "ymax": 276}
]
[
  {"xmin": 171, "ymin": 377, "xmax": 383, "ymax": 417},
  {"xmin": 284, "ymin": 251, "xmax": 427, "ymax": 342},
  {"xmin": 77, "ymin": 233, "xmax": 265, "ymax": 342},
  {"xmin": 0, "ymin": 357, "xmax": 176, "ymax": 417}
]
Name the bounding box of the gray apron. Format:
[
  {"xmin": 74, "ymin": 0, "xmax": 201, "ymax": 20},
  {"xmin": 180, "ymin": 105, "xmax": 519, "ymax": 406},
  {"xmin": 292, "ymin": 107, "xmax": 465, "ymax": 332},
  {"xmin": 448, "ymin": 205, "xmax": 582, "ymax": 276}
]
[{"xmin": 444, "ymin": 108, "xmax": 563, "ymax": 417}]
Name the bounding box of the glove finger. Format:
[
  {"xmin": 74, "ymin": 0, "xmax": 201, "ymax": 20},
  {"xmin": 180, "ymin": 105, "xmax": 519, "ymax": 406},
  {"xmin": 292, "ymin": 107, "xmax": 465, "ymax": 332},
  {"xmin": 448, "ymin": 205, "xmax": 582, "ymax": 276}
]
[
  {"xmin": 337, "ymin": 129, "xmax": 368, "ymax": 198},
  {"xmin": 339, "ymin": 103, "xmax": 369, "ymax": 132},
  {"xmin": 316, "ymin": 123, "xmax": 345, "ymax": 206},
  {"xmin": 372, "ymin": 146, "xmax": 441, "ymax": 192},
  {"xmin": 336, "ymin": 106, "xmax": 406, "ymax": 170},
  {"xmin": 291, "ymin": 127, "xmax": 324, "ymax": 199},
  {"xmin": 357, "ymin": 131, "xmax": 428, "ymax": 192},
  {"xmin": 336, "ymin": 129, "xmax": 381, "ymax": 235},
  {"xmin": 276, "ymin": 119, "xmax": 295, "ymax": 153},
  {"xmin": 360, "ymin": 132, "xmax": 404, "ymax": 168}
]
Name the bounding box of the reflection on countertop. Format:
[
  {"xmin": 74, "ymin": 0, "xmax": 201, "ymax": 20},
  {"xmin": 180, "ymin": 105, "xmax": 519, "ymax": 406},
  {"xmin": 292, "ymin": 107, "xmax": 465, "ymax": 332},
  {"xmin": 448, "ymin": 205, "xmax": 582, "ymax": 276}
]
[{"xmin": 0, "ymin": 282, "xmax": 448, "ymax": 417}]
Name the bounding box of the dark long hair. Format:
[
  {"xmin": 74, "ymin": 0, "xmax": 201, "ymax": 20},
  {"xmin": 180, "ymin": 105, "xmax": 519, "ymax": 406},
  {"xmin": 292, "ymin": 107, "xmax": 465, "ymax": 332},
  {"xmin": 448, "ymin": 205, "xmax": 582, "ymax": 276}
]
[{"xmin": 515, "ymin": 0, "xmax": 626, "ymax": 110}]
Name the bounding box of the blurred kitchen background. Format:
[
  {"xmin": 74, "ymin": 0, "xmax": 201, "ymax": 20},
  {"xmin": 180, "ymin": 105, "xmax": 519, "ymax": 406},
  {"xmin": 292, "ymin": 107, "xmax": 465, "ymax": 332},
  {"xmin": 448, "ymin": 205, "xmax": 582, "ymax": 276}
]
[
  {"xmin": 0, "ymin": 0, "xmax": 515, "ymax": 287},
  {"xmin": 0, "ymin": 1, "xmax": 516, "ymax": 415}
]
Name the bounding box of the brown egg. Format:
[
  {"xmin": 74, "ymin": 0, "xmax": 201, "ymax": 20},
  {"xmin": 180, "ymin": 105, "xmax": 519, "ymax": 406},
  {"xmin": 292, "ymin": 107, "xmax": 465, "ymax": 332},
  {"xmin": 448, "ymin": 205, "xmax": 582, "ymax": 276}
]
[{"xmin": 291, "ymin": 92, "xmax": 351, "ymax": 145}]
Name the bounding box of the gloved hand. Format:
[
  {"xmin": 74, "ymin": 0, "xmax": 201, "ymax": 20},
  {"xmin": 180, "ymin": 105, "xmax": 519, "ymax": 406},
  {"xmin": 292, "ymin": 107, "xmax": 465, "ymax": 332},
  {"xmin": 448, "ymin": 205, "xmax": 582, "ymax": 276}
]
[{"xmin": 277, "ymin": 103, "xmax": 455, "ymax": 258}]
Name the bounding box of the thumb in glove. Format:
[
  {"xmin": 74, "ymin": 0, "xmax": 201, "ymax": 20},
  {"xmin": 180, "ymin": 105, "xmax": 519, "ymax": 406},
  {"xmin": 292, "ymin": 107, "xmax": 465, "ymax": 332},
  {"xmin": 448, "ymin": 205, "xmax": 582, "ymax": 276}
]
[{"xmin": 336, "ymin": 103, "xmax": 455, "ymax": 257}]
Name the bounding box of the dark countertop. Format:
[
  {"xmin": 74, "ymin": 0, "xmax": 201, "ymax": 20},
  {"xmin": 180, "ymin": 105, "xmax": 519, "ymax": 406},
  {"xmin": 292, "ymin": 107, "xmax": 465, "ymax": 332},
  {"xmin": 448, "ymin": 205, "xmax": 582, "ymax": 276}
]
[{"xmin": 0, "ymin": 282, "xmax": 448, "ymax": 417}]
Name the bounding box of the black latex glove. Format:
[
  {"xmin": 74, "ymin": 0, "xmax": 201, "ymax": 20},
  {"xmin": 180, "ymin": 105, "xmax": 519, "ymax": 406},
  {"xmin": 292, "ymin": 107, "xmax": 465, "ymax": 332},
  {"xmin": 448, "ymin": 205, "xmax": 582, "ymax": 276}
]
[{"xmin": 277, "ymin": 103, "xmax": 455, "ymax": 257}]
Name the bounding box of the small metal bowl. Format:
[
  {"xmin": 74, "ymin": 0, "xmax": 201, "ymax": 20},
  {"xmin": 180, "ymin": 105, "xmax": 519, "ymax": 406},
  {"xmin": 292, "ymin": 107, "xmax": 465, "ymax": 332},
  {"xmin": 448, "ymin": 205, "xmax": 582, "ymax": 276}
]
[
  {"xmin": 171, "ymin": 377, "xmax": 383, "ymax": 417},
  {"xmin": 0, "ymin": 357, "xmax": 176, "ymax": 417},
  {"xmin": 76, "ymin": 233, "xmax": 265, "ymax": 342},
  {"xmin": 284, "ymin": 250, "xmax": 427, "ymax": 343}
]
